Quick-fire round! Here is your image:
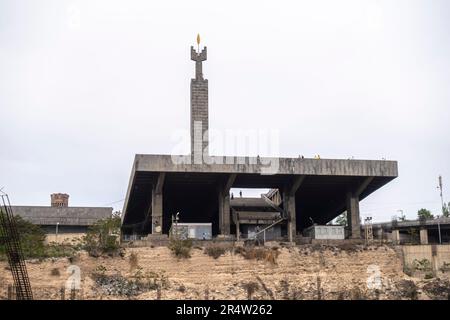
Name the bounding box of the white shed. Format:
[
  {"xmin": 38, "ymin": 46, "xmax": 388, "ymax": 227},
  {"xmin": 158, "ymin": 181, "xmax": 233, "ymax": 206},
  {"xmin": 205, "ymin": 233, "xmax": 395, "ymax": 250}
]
[{"xmin": 304, "ymin": 225, "xmax": 345, "ymax": 240}]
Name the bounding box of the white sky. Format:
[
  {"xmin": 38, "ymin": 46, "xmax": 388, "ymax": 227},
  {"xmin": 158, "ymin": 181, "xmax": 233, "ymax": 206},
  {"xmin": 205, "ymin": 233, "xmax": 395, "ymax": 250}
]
[{"xmin": 1, "ymin": 0, "xmax": 449, "ymax": 222}]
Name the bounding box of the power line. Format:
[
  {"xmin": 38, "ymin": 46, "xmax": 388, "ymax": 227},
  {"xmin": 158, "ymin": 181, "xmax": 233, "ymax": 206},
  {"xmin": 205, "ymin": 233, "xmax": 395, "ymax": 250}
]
[{"xmin": 103, "ymin": 198, "xmax": 125, "ymax": 206}]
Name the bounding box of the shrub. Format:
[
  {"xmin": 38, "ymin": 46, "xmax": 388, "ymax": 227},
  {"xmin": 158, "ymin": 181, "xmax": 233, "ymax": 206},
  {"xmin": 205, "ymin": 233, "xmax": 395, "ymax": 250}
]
[
  {"xmin": 439, "ymin": 262, "xmax": 450, "ymax": 273},
  {"xmin": 242, "ymin": 281, "xmax": 259, "ymax": 300},
  {"xmin": 350, "ymin": 287, "xmax": 366, "ymax": 300},
  {"xmin": 204, "ymin": 244, "xmax": 229, "ymax": 259},
  {"xmin": 403, "ymin": 265, "xmax": 414, "ymax": 277},
  {"xmin": 413, "ymin": 259, "xmax": 432, "ymax": 272},
  {"xmin": 235, "ymin": 246, "xmax": 279, "ymax": 265},
  {"xmin": 82, "ymin": 216, "xmax": 122, "ymax": 257},
  {"xmin": 169, "ymin": 238, "xmax": 192, "ymax": 259},
  {"xmin": 337, "ymin": 243, "xmax": 359, "ymax": 252},
  {"xmin": 50, "ymin": 267, "xmax": 61, "ymax": 276},
  {"xmin": 129, "ymin": 252, "xmax": 139, "ymax": 271},
  {"xmin": 397, "ymin": 280, "xmax": 418, "ymax": 300},
  {"xmin": 425, "ymin": 272, "xmax": 434, "ymax": 279},
  {"xmin": 0, "ymin": 211, "xmax": 46, "ymax": 259},
  {"xmin": 422, "ymin": 279, "xmax": 450, "ymax": 299}
]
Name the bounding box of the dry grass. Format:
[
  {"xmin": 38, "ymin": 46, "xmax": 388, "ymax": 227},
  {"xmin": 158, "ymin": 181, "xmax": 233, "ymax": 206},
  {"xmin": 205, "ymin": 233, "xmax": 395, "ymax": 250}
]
[
  {"xmin": 242, "ymin": 281, "xmax": 259, "ymax": 300},
  {"xmin": 168, "ymin": 239, "xmax": 192, "ymax": 259},
  {"xmin": 50, "ymin": 267, "xmax": 60, "ymax": 276},
  {"xmin": 129, "ymin": 252, "xmax": 139, "ymax": 271},
  {"xmin": 204, "ymin": 243, "xmax": 232, "ymax": 259},
  {"xmin": 235, "ymin": 246, "xmax": 280, "ymax": 265}
]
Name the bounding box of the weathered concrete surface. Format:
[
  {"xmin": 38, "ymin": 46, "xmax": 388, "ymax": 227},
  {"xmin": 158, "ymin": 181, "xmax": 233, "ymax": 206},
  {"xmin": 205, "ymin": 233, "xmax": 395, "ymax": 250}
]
[
  {"xmin": 420, "ymin": 229, "xmax": 429, "ymax": 245},
  {"xmin": 402, "ymin": 244, "xmax": 450, "ymax": 272},
  {"xmin": 133, "ymin": 154, "xmax": 398, "ymax": 177}
]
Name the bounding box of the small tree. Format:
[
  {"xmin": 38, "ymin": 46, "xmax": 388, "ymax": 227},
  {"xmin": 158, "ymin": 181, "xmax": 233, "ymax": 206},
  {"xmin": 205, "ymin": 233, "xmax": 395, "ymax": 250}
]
[
  {"xmin": 417, "ymin": 208, "xmax": 434, "ymax": 220},
  {"xmin": 0, "ymin": 211, "xmax": 46, "ymax": 259},
  {"xmin": 83, "ymin": 216, "xmax": 121, "ymax": 256},
  {"xmin": 443, "ymin": 203, "xmax": 450, "ymax": 218}
]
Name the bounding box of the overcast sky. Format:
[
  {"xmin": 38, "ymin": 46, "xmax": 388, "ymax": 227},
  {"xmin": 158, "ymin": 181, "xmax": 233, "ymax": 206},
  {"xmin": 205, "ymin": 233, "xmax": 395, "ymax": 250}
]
[{"xmin": 1, "ymin": 0, "xmax": 449, "ymax": 222}]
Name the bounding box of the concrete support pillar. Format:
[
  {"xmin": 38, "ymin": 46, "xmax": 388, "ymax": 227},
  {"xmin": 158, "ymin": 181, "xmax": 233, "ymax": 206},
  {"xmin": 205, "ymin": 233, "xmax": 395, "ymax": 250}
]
[
  {"xmin": 282, "ymin": 190, "xmax": 297, "ymax": 243},
  {"xmin": 152, "ymin": 191, "xmax": 163, "ymax": 234},
  {"xmin": 420, "ymin": 228, "xmax": 428, "ymax": 245},
  {"xmin": 392, "ymin": 229, "xmax": 400, "ymax": 245},
  {"xmin": 152, "ymin": 173, "xmax": 165, "ymax": 234},
  {"xmin": 282, "ymin": 175, "xmax": 305, "ymax": 243},
  {"xmin": 218, "ymin": 174, "xmax": 236, "ymax": 236},
  {"xmin": 346, "ymin": 191, "xmax": 361, "ymax": 239},
  {"xmin": 285, "ymin": 194, "xmax": 296, "ymax": 243},
  {"xmin": 218, "ymin": 190, "xmax": 231, "ymax": 235}
]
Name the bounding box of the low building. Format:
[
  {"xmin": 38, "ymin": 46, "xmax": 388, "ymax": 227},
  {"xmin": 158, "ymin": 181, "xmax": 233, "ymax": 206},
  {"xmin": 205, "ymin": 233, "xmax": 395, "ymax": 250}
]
[
  {"xmin": 11, "ymin": 193, "xmax": 113, "ymax": 243},
  {"xmin": 304, "ymin": 225, "xmax": 345, "ymax": 240}
]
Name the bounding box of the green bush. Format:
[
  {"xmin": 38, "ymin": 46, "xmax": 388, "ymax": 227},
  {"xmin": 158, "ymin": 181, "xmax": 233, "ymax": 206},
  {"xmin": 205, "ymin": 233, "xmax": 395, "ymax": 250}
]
[
  {"xmin": 425, "ymin": 272, "xmax": 434, "ymax": 279},
  {"xmin": 82, "ymin": 216, "xmax": 122, "ymax": 257},
  {"xmin": 0, "ymin": 211, "xmax": 46, "ymax": 259}
]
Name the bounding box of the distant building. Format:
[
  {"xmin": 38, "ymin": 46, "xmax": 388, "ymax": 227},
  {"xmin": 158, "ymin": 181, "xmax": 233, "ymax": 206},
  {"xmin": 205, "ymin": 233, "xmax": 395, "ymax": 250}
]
[{"xmin": 11, "ymin": 194, "xmax": 112, "ymax": 243}]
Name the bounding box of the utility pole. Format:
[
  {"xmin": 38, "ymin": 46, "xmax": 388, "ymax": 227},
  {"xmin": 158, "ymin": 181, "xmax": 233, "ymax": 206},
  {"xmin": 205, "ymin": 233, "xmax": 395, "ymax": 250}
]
[
  {"xmin": 438, "ymin": 175, "xmax": 444, "ymax": 215},
  {"xmin": 55, "ymin": 222, "xmax": 60, "ymax": 242},
  {"xmin": 437, "ymin": 176, "xmax": 444, "ymax": 244},
  {"xmin": 364, "ymin": 216, "xmax": 373, "ymax": 245},
  {"xmin": 437, "ymin": 216, "xmax": 442, "ymax": 244},
  {"xmin": 397, "ymin": 209, "xmax": 405, "ymax": 221}
]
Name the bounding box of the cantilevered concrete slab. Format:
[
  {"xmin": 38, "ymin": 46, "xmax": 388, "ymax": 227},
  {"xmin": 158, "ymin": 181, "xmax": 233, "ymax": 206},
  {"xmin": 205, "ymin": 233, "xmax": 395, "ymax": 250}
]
[{"xmin": 121, "ymin": 154, "xmax": 397, "ymax": 239}]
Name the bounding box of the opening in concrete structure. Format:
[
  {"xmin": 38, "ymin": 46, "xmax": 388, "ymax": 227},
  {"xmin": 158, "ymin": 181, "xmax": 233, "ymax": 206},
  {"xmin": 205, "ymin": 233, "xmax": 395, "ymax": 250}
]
[
  {"xmin": 163, "ymin": 173, "xmax": 220, "ymax": 235},
  {"xmin": 230, "ymin": 188, "xmax": 270, "ymax": 199}
]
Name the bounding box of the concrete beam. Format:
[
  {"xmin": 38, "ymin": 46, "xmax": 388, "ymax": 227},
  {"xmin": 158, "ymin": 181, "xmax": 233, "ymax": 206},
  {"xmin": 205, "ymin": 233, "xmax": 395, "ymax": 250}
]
[
  {"xmin": 261, "ymin": 194, "xmax": 286, "ymax": 216},
  {"xmin": 224, "ymin": 173, "xmax": 237, "ymax": 192},
  {"xmin": 355, "ymin": 176, "xmax": 374, "ymax": 197},
  {"xmin": 155, "ymin": 172, "xmax": 166, "ymax": 194},
  {"xmin": 288, "ymin": 175, "xmax": 306, "ymax": 196}
]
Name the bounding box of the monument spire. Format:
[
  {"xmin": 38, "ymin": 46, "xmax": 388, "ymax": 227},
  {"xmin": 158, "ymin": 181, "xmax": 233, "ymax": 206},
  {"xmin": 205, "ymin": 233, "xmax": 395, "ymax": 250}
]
[
  {"xmin": 191, "ymin": 34, "xmax": 207, "ymax": 80},
  {"xmin": 190, "ymin": 35, "xmax": 209, "ymax": 161}
]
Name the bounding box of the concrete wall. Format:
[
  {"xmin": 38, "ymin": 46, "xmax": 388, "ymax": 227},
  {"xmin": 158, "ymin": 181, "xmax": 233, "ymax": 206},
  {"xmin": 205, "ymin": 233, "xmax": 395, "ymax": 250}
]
[
  {"xmin": 402, "ymin": 245, "xmax": 450, "ymax": 271},
  {"xmin": 45, "ymin": 233, "xmax": 85, "ymax": 244}
]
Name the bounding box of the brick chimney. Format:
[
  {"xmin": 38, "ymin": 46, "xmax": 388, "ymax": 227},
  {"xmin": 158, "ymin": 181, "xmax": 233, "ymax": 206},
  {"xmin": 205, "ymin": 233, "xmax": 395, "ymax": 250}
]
[{"xmin": 51, "ymin": 193, "xmax": 69, "ymax": 207}]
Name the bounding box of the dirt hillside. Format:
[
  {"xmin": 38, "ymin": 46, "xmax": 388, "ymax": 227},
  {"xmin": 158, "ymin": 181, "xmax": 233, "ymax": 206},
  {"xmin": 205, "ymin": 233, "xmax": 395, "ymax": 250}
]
[{"xmin": 0, "ymin": 244, "xmax": 448, "ymax": 300}]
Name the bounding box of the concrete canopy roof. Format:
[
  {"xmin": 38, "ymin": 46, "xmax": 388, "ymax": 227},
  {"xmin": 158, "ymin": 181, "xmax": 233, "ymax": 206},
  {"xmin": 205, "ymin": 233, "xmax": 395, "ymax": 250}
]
[{"xmin": 122, "ymin": 154, "xmax": 398, "ymax": 230}]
